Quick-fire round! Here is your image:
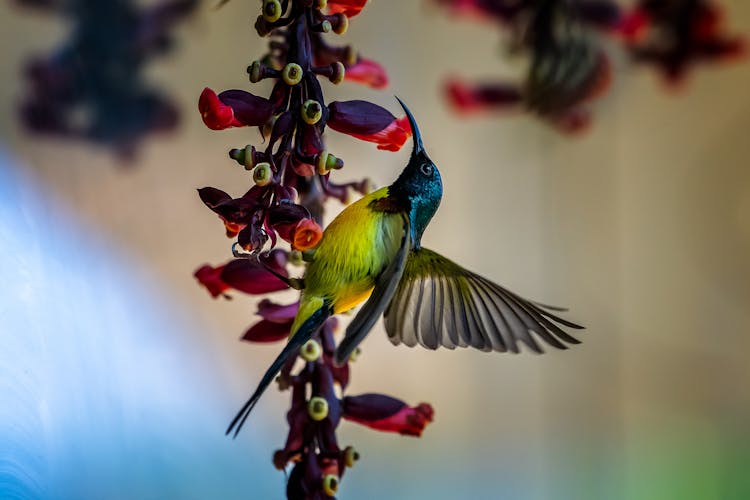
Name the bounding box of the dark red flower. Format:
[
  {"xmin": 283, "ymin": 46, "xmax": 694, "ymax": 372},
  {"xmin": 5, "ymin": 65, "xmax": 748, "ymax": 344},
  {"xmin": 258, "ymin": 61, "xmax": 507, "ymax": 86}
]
[
  {"xmin": 199, "ymin": 87, "xmax": 274, "ymax": 130},
  {"xmin": 445, "ymin": 78, "xmax": 522, "ymax": 113},
  {"xmin": 194, "ymin": 264, "xmax": 230, "ymax": 298},
  {"xmin": 242, "ymin": 299, "xmax": 299, "ymax": 342},
  {"xmin": 342, "ymin": 394, "xmax": 435, "ymax": 437},
  {"xmin": 345, "ymin": 57, "xmax": 388, "ymax": 89},
  {"xmin": 195, "ymin": 251, "xmax": 289, "ymax": 299},
  {"xmin": 197, "ymin": 186, "xmax": 265, "ymax": 237},
  {"xmin": 266, "ymin": 203, "xmax": 311, "ymax": 243},
  {"xmin": 327, "ymin": 100, "xmax": 411, "ymax": 151},
  {"xmin": 327, "ymin": 0, "xmax": 368, "ymax": 18}
]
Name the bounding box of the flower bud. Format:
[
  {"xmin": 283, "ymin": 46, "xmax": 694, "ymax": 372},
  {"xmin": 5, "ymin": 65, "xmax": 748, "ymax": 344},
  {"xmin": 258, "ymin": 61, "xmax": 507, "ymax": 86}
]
[
  {"xmin": 317, "ymin": 20, "xmax": 332, "ymax": 33},
  {"xmin": 300, "ymin": 339, "xmax": 322, "ymax": 362},
  {"xmin": 343, "ymin": 446, "xmax": 360, "ymax": 468},
  {"xmin": 308, "ymin": 396, "xmax": 329, "ymax": 421},
  {"xmin": 262, "ymin": 0, "xmax": 282, "ymax": 22},
  {"xmin": 247, "ymin": 60, "xmax": 263, "ymax": 83},
  {"xmin": 253, "ymin": 162, "xmax": 273, "ymax": 186},
  {"xmin": 301, "ymin": 99, "xmax": 323, "ymax": 125},
  {"xmin": 316, "ymin": 150, "xmax": 344, "ymax": 175},
  {"xmin": 313, "ymin": 0, "xmax": 327, "ymax": 9},
  {"xmin": 229, "ymin": 144, "xmax": 258, "ymax": 170},
  {"xmin": 254, "ymin": 15, "xmax": 273, "ymax": 36},
  {"xmin": 329, "ymin": 62, "xmax": 345, "ymax": 84},
  {"xmin": 348, "ymin": 346, "xmax": 361, "ymax": 362},
  {"xmin": 331, "ymin": 13, "xmax": 348, "ymax": 34},
  {"xmin": 282, "ymin": 63, "xmax": 303, "ymax": 86},
  {"xmin": 322, "ymin": 474, "xmax": 339, "ymax": 496}
]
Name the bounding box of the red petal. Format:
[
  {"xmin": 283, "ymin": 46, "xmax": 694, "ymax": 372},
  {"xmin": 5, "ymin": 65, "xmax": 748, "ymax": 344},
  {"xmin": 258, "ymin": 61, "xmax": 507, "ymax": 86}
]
[
  {"xmin": 220, "ymin": 259, "xmax": 289, "ymax": 294},
  {"xmin": 342, "ymin": 394, "xmax": 434, "ymax": 437},
  {"xmin": 345, "ymin": 57, "xmax": 389, "ymax": 89},
  {"xmin": 326, "ymin": 0, "xmax": 368, "ymax": 17},
  {"xmin": 198, "ymin": 87, "xmax": 238, "ymax": 130},
  {"xmin": 242, "ymin": 319, "xmax": 292, "ymax": 342},
  {"xmin": 194, "ymin": 264, "xmax": 229, "ymax": 298},
  {"xmin": 257, "ymin": 299, "xmax": 299, "ymax": 323},
  {"xmin": 291, "ymin": 219, "xmax": 323, "ymax": 251},
  {"xmin": 445, "ymin": 79, "xmax": 522, "ymax": 113}
]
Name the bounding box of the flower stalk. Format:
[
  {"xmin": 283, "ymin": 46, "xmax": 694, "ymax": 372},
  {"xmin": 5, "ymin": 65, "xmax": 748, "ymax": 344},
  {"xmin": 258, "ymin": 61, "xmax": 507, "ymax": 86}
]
[{"xmin": 195, "ymin": 1, "xmax": 432, "ymax": 497}]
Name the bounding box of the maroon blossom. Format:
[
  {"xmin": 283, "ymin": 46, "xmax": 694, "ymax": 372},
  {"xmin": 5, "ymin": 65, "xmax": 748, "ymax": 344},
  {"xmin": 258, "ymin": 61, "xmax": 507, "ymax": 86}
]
[
  {"xmin": 435, "ymin": 0, "xmax": 620, "ymax": 134},
  {"xmin": 15, "ymin": 0, "xmax": 197, "ymax": 161},
  {"xmin": 196, "ymin": 1, "xmax": 434, "ymax": 496},
  {"xmin": 327, "ymin": 100, "xmax": 411, "ymax": 151},
  {"xmin": 342, "ymin": 394, "xmax": 435, "ymax": 437},
  {"xmin": 621, "ymin": 0, "xmax": 746, "ymax": 85},
  {"xmin": 198, "ymin": 87, "xmax": 275, "ymax": 130},
  {"xmin": 195, "ymin": 251, "xmax": 290, "ymax": 299},
  {"xmin": 243, "ymin": 299, "xmax": 299, "ymax": 343}
]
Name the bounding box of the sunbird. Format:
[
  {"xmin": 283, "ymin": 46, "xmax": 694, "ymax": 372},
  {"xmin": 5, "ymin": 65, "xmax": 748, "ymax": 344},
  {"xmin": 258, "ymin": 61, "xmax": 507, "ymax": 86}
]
[{"xmin": 227, "ymin": 98, "xmax": 583, "ymax": 437}]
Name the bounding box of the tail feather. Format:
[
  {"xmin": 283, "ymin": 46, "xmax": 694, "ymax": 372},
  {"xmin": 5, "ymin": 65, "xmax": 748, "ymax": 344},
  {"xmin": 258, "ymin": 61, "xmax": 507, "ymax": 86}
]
[{"xmin": 226, "ymin": 304, "xmax": 331, "ymax": 438}]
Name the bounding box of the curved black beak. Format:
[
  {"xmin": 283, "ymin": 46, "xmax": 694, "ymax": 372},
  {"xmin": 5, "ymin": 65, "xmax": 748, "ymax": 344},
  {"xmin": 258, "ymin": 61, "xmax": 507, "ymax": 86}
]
[{"xmin": 395, "ymin": 96, "xmax": 424, "ymax": 157}]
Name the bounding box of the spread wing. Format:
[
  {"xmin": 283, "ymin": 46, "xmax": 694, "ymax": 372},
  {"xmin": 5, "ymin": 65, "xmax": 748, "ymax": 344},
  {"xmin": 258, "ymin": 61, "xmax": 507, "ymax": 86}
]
[
  {"xmin": 383, "ymin": 248, "xmax": 583, "ymax": 353},
  {"xmin": 334, "ymin": 215, "xmax": 411, "ymax": 365}
]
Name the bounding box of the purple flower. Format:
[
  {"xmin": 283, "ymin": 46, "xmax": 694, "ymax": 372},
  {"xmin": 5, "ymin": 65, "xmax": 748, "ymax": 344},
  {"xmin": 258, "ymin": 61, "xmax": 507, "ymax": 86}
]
[
  {"xmin": 194, "ymin": 251, "xmax": 289, "ymax": 299},
  {"xmin": 342, "ymin": 394, "xmax": 435, "ymax": 437},
  {"xmin": 327, "ymin": 100, "xmax": 411, "ymax": 151},
  {"xmin": 242, "ymin": 299, "xmax": 299, "ymax": 343}
]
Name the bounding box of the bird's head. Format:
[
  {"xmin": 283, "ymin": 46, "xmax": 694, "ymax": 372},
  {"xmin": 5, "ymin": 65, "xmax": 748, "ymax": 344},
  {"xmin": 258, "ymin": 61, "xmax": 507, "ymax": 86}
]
[{"xmin": 388, "ymin": 98, "xmax": 443, "ymax": 249}]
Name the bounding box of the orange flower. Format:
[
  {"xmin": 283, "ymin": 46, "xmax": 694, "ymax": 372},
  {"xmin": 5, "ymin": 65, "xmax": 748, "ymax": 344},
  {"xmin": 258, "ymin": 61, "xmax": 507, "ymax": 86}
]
[{"xmin": 291, "ymin": 219, "xmax": 323, "ymax": 251}]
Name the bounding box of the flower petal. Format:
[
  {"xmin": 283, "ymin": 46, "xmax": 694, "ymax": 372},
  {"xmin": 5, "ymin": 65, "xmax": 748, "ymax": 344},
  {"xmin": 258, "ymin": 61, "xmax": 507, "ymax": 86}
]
[
  {"xmin": 194, "ymin": 264, "xmax": 229, "ymax": 298},
  {"xmin": 327, "ymin": 0, "xmax": 368, "ymax": 18},
  {"xmin": 257, "ymin": 299, "xmax": 299, "ymax": 323},
  {"xmin": 445, "ymin": 79, "xmax": 522, "ymax": 113},
  {"xmin": 219, "ymin": 256, "xmax": 288, "ymax": 294},
  {"xmin": 327, "ymin": 100, "xmax": 411, "ymax": 151},
  {"xmin": 198, "ymin": 87, "xmax": 273, "ymax": 130},
  {"xmin": 242, "ymin": 319, "xmax": 292, "ymax": 342},
  {"xmin": 291, "ymin": 219, "xmax": 323, "ymax": 251},
  {"xmin": 267, "ymin": 203, "xmax": 311, "ymax": 242},
  {"xmin": 345, "ymin": 57, "xmax": 389, "ymax": 89},
  {"xmin": 342, "ymin": 394, "xmax": 434, "ymax": 437}
]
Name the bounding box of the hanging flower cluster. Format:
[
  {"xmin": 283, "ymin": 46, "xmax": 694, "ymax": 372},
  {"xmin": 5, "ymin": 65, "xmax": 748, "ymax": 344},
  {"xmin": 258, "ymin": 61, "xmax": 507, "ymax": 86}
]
[
  {"xmin": 436, "ymin": 0, "xmax": 745, "ymax": 133},
  {"xmin": 438, "ymin": 0, "xmax": 619, "ymax": 133},
  {"xmin": 195, "ymin": 1, "xmax": 432, "ymax": 497},
  {"xmin": 620, "ymin": 0, "xmax": 745, "ymax": 85},
  {"xmin": 14, "ymin": 0, "xmax": 198, "ymax": 160}
]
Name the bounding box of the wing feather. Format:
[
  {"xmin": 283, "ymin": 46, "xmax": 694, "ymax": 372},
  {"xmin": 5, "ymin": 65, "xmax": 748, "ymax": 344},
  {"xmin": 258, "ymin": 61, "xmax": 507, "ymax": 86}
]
[{"xmin": 384, "ymin": 248, "xmax": 584, "ymax": 353}]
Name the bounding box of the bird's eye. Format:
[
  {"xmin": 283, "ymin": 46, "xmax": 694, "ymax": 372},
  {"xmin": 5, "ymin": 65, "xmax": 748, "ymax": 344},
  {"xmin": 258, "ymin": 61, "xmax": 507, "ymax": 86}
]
[{"xmin": 420, "ymin": 163, "xmax": 433, "ymax": 176}]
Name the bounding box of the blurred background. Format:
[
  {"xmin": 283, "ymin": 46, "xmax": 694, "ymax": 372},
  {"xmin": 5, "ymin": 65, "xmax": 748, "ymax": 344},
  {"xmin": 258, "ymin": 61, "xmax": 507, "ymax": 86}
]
[{"xmin": 1, "ymin": 1, "xmax": 749, "ymax": 499}]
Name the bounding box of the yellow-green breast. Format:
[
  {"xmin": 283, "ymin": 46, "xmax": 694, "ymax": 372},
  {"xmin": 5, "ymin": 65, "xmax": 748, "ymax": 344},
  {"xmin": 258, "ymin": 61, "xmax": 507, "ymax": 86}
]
[{"xmin": 303, "ymin": 187, "xmax": 404, "ymax": 314}]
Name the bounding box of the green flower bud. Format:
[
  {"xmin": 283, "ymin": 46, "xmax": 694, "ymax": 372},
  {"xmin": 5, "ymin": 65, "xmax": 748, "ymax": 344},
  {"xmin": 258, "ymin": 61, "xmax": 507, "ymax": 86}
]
[
  {"xmin": 253, "ymin": 162, "xmax": 273, "ymax": 186},
  {"xmin": 348, "ymin": 346, "xmax": 362, "ymax": 362},
  {"xmin": 282, "ymin": 63, "xmax": 303, "ymax": 86},
  {"xmin": 262, "ymin": 0, "xmax": 282, "ymax": 22},
  {"xmin": 300, "ymin": 339, "xmax": 322, "ymax": 362},
  {"xmin": 332, "ymin": 13, "xmax": 348, "ymax": 35},
  {"xmin": 343, "ymin": 446, "xmax": 360, "ymax": 468},
  {"xmin": 314, "ymin": 0, "xmax": 327, "ymax": 9},
  {"xmin": 248, "ymin": 60, "xmax": 263, "ymax": 83},
  {"xmin": 228, "ymin": 145, "xmax": 258, "ymax": 170},
  {"xmin": 316, "ymin": 150, "xmax": 344, "ymax": 175},
  {"xmin": 308, "ymin": 396, "xmax": 328, "ymax": 421},
  {"xmin": 319, "ymin": 19, "xmax": 332, "ymax": 33},
  {"xmin": 301, "ymin": 99, "xmax": 323, "ymax": 125},
  {"xmin": 329, "ymin": 61, "xmax": 345, "ymax": 85},
  {"xmin": 322, "ymin": 475, "xmax": 339, "ymax": 496}
]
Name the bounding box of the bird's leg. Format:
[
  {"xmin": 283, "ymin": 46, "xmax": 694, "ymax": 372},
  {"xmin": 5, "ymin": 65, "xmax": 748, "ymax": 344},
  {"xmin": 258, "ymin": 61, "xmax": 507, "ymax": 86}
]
[{"xmin": 232, "ymin": 243, "xmax": 304, "ymax": 290}]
